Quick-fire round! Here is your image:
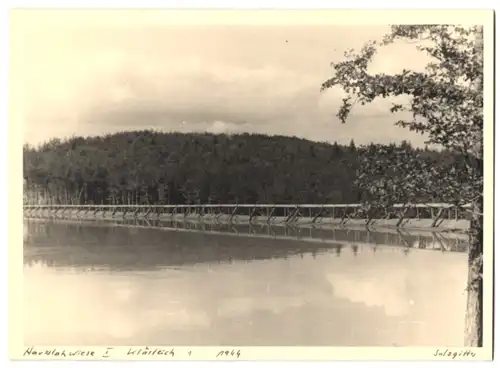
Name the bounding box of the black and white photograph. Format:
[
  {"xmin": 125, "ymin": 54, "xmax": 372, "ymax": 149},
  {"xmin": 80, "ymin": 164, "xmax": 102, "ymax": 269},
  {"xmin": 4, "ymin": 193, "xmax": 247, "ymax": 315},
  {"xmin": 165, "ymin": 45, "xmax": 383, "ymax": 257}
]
[{"xmin": 11, "ymin": 8, "xmax": 493, "ymax": 360}]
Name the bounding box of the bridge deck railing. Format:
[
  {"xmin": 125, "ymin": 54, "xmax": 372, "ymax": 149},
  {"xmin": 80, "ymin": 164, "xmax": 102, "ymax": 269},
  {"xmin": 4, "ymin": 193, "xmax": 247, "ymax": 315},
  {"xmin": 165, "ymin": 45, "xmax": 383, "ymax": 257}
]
[
  {"xmin": 23, "ymin": 202, "xmax": 472, "ymax": 222},
  {"xmin": 22, "ymin": 203, "xmax": 471, "ymax": 209}
]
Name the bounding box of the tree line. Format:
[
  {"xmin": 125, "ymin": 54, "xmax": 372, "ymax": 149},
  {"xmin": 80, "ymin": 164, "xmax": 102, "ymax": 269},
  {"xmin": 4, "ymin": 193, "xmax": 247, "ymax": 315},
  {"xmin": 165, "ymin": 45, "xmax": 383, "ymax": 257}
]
[{"xmin": 23, "ymin": 130, "xmax": 467, "ymax": 206}]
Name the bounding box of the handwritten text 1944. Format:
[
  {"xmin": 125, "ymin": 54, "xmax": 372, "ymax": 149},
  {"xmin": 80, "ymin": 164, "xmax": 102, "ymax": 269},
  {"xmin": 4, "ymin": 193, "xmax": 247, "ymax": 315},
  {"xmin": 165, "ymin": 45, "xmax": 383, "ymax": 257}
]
[{"xmin": 23, "ymin": 346, "xmax": 241, "ymax": 360}]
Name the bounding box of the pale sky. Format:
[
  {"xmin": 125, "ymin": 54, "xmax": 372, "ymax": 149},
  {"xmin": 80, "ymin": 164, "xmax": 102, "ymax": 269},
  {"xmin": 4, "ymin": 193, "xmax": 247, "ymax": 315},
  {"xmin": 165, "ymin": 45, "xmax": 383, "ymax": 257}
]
[{"xmin": 11, "ymin": 10, "xmax": 433, "ymax": 146}]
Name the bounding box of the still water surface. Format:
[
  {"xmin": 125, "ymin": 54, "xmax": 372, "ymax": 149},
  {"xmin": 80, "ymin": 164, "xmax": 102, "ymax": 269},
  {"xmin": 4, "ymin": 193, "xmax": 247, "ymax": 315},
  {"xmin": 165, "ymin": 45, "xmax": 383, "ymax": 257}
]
[{"xmin": 24, "ymin": 219, "xmax": 468, "ymax": 346}]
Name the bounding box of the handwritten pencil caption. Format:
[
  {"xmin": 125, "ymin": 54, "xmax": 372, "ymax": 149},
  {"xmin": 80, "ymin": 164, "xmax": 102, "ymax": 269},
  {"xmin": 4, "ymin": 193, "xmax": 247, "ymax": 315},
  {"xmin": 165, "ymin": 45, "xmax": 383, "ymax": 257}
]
[
  {"xmin": 434, "ymin": 349, "xmax": 477, "ymax": 359},
  {"xmin": 23, "ymin": 346, "xmax": 241, "ymax": 359}
]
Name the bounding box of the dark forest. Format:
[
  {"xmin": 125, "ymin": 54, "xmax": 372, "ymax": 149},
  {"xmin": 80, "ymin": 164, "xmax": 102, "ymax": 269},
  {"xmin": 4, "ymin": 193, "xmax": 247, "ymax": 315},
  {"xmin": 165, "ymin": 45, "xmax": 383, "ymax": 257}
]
[{"xmin": 23, "ymin": 130, "xmax": 466, "ymax": 206}]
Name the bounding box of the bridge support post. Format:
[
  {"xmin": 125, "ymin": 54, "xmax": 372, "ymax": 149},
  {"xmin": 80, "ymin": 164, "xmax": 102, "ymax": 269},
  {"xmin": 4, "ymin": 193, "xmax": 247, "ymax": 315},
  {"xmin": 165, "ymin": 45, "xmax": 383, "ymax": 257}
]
[
  {"xmin": 431, "ymin": 208, "xmax": 445, "ymax": 227},
  {"xmin": 156, "ymin": 206, "xmax": 165, "ymax": 218},
  {"xmin": 285, "ymin": 206, "xmax": 300, "ymax": 224},
  {"xmin": 248, "ymin": 206, "xmax": 258, "ymax": 223},
  {"xmin": 266, "ymin": 207, "xmax": 276, "ymax": 224},
  {"xmin": 396, "ymin": 205, "xmax": 410, "ymax": 228},
  {"xmin": 215, "ymin": 207, "xmax": 223, "ymax": 222},
  {"xmin": 229, "ymin": 205, "xmax": 238, "ymax": 223},
  {"xmin": 312, "ymin": 206, "xmax": 325, "ymax": 224},
  {"xmin": 340, "ymin": 207, "xmax": 350, "ymax": 226},
  {"xmin": 198, "ymin": 206, "xmax": 205, "ymax": 220}
]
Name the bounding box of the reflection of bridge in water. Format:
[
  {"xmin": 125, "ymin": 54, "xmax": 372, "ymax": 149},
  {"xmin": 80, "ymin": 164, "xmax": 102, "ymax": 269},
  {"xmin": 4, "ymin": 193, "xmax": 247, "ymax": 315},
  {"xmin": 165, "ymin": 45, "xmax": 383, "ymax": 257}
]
[
  {"xmin": 119, "ymin": 218, "xmax": 469, "ymax": 253},
  {"xmin": 25, "ymin": 216, "xmax": 469, "ymax": 256},
  {"xmin": 23, "ymin": 217, "xmax": 469, "ymax": 271}
]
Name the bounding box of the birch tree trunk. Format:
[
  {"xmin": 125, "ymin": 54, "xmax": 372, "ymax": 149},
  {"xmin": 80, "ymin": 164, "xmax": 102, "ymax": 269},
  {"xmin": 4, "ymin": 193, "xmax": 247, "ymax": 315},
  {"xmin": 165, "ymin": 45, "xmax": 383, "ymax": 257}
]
[
  {"xmin": 464, "ymin": 199, "xmax": 483, "ymax": 346},
  {"xmin": 464, "ymin": 27, "xmax": 484, "ymax": 347}
]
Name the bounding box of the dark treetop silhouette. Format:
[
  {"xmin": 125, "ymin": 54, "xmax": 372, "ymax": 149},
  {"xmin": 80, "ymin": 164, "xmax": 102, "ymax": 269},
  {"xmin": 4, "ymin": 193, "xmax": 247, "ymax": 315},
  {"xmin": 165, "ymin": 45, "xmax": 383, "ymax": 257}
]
[{"xmin": 24, "ymin": 132, "xmax": 468, "ymax": 207}]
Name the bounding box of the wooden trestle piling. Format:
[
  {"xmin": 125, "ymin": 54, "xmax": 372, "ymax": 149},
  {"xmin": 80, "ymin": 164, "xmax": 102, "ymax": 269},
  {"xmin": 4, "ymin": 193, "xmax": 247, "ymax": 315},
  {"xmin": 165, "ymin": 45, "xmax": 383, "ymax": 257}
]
[{"xmin": 23, "ymin": 203, "xmax": 471, "ymax": 231}]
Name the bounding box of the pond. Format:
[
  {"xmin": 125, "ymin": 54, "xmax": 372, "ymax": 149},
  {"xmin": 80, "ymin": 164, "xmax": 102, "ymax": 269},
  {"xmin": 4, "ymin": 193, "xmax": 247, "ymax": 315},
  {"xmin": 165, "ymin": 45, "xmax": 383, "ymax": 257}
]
[{"xmin": 23, "ymin": 219, "xmax": 469, "ymax": 346}]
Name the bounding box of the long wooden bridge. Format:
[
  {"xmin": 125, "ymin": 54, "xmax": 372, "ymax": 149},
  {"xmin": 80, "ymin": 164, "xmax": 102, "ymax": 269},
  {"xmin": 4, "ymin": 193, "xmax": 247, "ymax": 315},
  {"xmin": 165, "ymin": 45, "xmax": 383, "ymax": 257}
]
[{"xmin": 23, "ymin": 203, "xmax": 471, "ymax": 231}]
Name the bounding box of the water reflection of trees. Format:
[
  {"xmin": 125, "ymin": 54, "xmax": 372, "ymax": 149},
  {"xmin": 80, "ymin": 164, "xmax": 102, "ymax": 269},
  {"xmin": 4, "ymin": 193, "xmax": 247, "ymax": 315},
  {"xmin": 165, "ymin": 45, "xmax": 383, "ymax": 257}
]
[{"xmin": 23, "ymin": 219, "xmax": 468, "ymax": 270}]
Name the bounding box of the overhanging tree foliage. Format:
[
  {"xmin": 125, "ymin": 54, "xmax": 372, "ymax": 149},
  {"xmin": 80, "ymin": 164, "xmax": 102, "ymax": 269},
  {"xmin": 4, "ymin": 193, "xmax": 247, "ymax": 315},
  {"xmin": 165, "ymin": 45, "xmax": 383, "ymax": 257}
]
[{"xmin": 321, "ymin": 25, "xmax": 484, "ymax": 346}]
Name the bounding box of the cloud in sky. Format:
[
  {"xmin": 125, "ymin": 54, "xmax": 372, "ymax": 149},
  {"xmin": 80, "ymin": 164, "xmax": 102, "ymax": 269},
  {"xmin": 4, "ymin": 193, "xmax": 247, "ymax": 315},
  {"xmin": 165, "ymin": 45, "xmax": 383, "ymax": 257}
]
[{"xmin": 12, "ymin": 11, "xmax": 432, "ymax": 146}]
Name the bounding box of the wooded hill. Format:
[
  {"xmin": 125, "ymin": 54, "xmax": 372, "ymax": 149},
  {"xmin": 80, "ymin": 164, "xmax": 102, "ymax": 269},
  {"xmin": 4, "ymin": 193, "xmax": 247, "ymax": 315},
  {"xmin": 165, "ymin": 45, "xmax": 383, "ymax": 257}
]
[{"xmin": 23, "ymin": 130, "xmax": 465, "ymax": 206}]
